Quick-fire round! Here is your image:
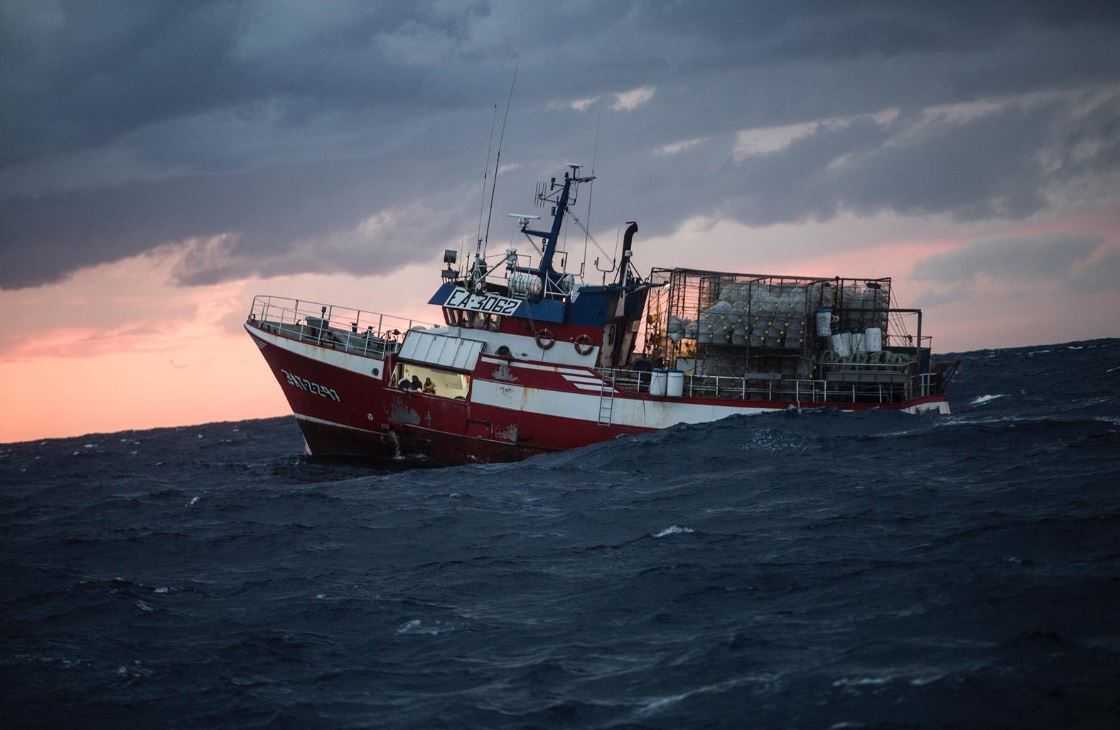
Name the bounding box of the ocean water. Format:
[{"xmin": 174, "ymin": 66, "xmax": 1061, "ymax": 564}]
[{"xmin": 3, "ymin": 339, "xmax": 1119, "ymax": 729}]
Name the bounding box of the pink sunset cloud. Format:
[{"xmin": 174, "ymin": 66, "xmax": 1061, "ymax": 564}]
[{"xmin": 0, "ymin": 247, "xmax": 446, "ymax": 442}]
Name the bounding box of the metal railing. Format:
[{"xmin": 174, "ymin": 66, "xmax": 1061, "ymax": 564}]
[
  {"xmin": 246, "ymin": 295, "xmax": 433, "ymax": 360},
  {"xmin": 884, "ymin": 334, "xmax": 934, "ymax": 349},
  {"xmin": 595, "ymin": 366, "xmax": 939, "ymax": 405}
]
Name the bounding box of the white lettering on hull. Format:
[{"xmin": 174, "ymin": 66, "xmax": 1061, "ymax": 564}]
[{"xmin": 282, "ymin": 369, "xmax": 341, "ymax": 402}]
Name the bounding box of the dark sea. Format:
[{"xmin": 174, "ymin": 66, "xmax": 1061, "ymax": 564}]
[{"xmin": 3, "ymin": 340, "xmax": 1120, "ymax": 729}]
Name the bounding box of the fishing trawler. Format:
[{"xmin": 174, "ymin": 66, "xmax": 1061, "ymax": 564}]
[{"xmin": 245, "ymin": 167, "xmax": 954, "ymax": 463}]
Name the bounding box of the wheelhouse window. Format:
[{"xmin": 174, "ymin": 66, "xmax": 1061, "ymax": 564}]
[
  {"xmin": 442, "ymin": 307, "xmax": 501, "ymax": 331},
  {"xmin": 391, "ymin": 363, "xmax": 471, "ymax": 399}
]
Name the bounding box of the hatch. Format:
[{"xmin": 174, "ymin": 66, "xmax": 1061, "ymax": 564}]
[{"xmin": 397, "ymin": 330, "xmax": 484, "ymax": 373}]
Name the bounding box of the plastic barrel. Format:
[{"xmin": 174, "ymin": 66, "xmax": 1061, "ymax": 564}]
[
  {"xmin": 666, "ymin": 370, "xmax": 684, "ymax": 398},
  {"xmin": 816, "ymin": 308, "xmax": 832, "ymax": 336}
]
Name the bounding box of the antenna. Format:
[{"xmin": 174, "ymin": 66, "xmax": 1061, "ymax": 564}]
[
  {"xmin": 580, "ymin": 103, "xmax": 603, "ymax": 278},
  {"xmin": 482, "ymin": 65, "xmax": 518, "ymax": 260},
  {"xmin": 475, "ymin": 104, "xmax": 499, "ymax": 261}
]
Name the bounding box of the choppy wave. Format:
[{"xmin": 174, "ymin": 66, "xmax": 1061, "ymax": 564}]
[{"xmin": 2, "ymin": 338, "xmax": 1119, "ymax": 729}]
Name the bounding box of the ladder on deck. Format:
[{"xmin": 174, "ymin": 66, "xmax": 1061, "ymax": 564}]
[{"xmin": 597, "ymin": 373, "xmax": 616, "ymax": 425}]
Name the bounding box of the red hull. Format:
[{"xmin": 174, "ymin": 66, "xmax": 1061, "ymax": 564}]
[
  {"xmin": 248, "ymin": 324, "xmax": 949, "ymax": 465},
  {"xmin": 248, "ymin": 327, "xmax": 643, "ymax": 464}
]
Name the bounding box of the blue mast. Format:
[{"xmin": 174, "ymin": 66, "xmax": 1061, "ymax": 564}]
[{"xmin": 517, "ymin": 166, "xmax": 594, "ymax": 293}]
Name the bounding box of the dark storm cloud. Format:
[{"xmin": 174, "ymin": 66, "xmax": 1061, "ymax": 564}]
[
  {"xmin": 542, "ymin": 90, "xmax": 1115, "ymax": 238},
  {"xmin": 912, "ymin": 235, "xmax": 1102, "ymax": 282},
  {"xmin": 1072, "ymin": 250, "xmax": 1120, "ymax": 291},
  {"xmin": 725, "ymin": 101, "xmax": 1055, "ymax": 224},
  {"xmin": 2, "ymin": 0, "xmax": 1120, "ymax": 289}
]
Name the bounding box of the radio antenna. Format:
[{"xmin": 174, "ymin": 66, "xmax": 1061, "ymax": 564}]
[
  {"xmin": 482, "ymin": 65, "xmax": 518, "ymax": 260},
  {"xmin": 580, "ymin": 103, "xmax": 603, "ymax": 278},
  {"xmin": 475, "ymin": 103, "xmax": 499, "ymax": 260}
]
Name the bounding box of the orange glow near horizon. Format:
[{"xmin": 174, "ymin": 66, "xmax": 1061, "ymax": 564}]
[
  {"xmin": 0, "ymin": 249, "xmax": 441, "ymax": 443},
  {"xmin": 0, "ymin": 335, "xmax": 289, "ymax": 443}
]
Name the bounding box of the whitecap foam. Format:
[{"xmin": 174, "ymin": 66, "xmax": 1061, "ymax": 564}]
[
  {"xmin": 834, "ymin": 670, "xmax": 945, "ymax": 689},
  {"xmin": 970, "ymin": 394, "xmax": 1007, "ymax": 406},
  {"xmin": 832, "ymin": 676, "xmax": 889, "ymax": 687},
  {"xmin": 876, "ymin": 428, "xmax": 923, "ymax": 438},
  {"xmin": 638, "ymin": 675, "xmax": 765, "ymax": 716},
  {"xmin": 744, "ymin": 429, "xmax": 807, "ymax": 451},
  {"xmin": 653, "ymin": 525, "xmax": 695, "ymax": 538},
  {"xmin": 397, "ymin": 618, "xmax": 453, "ymax": 636},
  {"xmin": 910, "ymin": 674, "xmax": 944, "ymax": 686}
]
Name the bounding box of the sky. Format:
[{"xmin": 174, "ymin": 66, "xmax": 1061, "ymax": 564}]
[{"xmin": 2, "ymin": 0, "xmax": 1119, "ymax": 442}]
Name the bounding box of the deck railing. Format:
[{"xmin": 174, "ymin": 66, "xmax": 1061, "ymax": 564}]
[
  {"xmin": 245, "ymin": 294, "xmax": 940, "ymax": 402},
  {"xmin": 596, "ymin": 366, "xmax": 939, "ymax": 405},
  {"xmin": 246, "ymin": 295, "xmax": 433, "ymax": 360}
]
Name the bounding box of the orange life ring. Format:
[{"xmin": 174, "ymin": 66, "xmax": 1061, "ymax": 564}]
[
  {"xmin": 574, "ymin": 334, "xmax": 594, "ymax": 356},
  {"xmin": 535, "ymin": 329, "xmax": 556, "ymax": 350}
]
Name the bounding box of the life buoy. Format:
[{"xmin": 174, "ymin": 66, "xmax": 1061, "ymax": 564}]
[
  {"xmin": 535, "ymin": 329, "xmax": 556, "ymax": 350},
  {"xmin": 573, "ymin": 334, "xmax": 594, "ymax": 356}
]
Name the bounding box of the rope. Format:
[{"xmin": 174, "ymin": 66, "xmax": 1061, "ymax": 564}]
[{"xmin": 565, "ymin": 209, "xmax": 614, "ymax": 262}]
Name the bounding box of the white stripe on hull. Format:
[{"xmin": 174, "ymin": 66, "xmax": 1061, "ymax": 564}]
[
  {"xmin": 569, "ymin": 382, "xmax": 616, "ymax": 393},
  {"xmin": 295, "ymin": 413, "xmax": 384, "ymax": 434},
  {"xmin": 471, "ymin": 379, "xmax": 775, "ymax": 429},
  {"xmin": 479, "ymin": 355, "xmax": 592, "ymax": 376},
  {"xmin": 440, "ymin": 328, "xmax": 598, "ymax": 366},
  {"xmin": 471, "ymin": 379, "xmax": 951, "ymax": 428},
  {"xmin": 246, "ymin": 323, "xmax": 386, "ymax": 380},
  {"xmin": 561, "ymin": 374, "xmax": 606, "ymax": 385}
]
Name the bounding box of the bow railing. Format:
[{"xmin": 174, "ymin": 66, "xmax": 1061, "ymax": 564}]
[{"xmin": 246, "ymin": 295, "xmax": 433, "ymax": 360}]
